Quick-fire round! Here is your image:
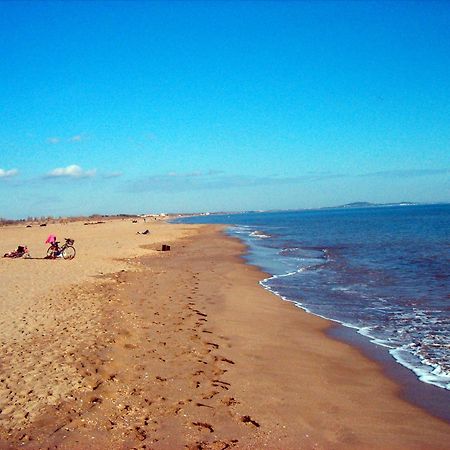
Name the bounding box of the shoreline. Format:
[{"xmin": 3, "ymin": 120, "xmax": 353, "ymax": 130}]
[
  {"xmin": 194, "ymin": 227, "xmax": 450, "ymax": 447},
  {"xmin": 0, "ymin": 222, "xmax": 448, "ymax": 448},
  {"xmin": 327, "ymin": 324, "xmax": 450, "ymax": 423},
  {"xmin": 251, "ymin": 251, "xmax": 450, "ymax": 423},
  {"xmin": 219, "ymin": 222, "xmax": 450, "ymax": 422}
]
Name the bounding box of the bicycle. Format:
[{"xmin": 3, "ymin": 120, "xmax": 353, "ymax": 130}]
[{"xmin": 46, "ymin": 238, "xmax": 76, "ymax": 260}]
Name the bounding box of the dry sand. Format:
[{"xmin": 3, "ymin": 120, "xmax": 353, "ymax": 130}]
[{"xmin": 0, "ymin": 220, "xmax": 448, "ymax": 449}]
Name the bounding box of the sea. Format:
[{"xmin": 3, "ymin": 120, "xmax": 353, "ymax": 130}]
[{"xmin": 175, "ymin": 204, "xmax": 450, "ymax": 393}]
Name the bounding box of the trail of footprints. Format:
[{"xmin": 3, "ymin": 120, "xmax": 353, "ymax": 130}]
[{"xmin": 0, "ymin": 259, "xmax": 261, "ymax": 449}]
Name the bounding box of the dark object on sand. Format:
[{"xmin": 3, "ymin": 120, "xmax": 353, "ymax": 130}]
[
  {"xmin": 4, "ymin": 245, "xmax": 29, "ymax": 258},
  {"xmin": 137, "ymin": 229, "xmax": 150, "ymax": 235},
  {"xmin": 84, "ymin": 221, "xmax": 106, "ymax": 225},
  {"xmin": 40, "ymin": 223, "xmax": 47, "ymax": 227},
  {"xmin": 162, "ymin": 244, "xmax": 171, "ymax": 251},
  {"xmin": 26, "ymin": 225, "xmax": 32, "ymax": 228}
]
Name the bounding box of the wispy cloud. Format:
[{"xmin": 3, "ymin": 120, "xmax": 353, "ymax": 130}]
[
  {"xmin": 0, "ymin": 168, "xmax": 18, "ymax": 178},
  {"xmin": 46, "ymin": 134, "xmax": 87, "ymax": 144},
  {"xmin": 103, "ymin": 171, "xmax": 123, "ymax": 179},
  {"xmin": 167, "ymin": 170, "xmax": 224, "ymax": 178},
  {"xmin": 361, "ymin": 168, "xmax": 450, "ymax": 178},
  {"xmin": 46, "ymin": 165, "xmax": 96, "ymax": 179},
  {"xmin": 167, "ymin": 171, "xmax": 203, "ymax": 178},
  {"xmin": 68, "ymin": 134, "xmax": 87, "ymax": 142},
  {"xmin": 126, "ymin": 167, "xmax": 448, "ymax": 194},
  {"xmin": 127, "ymin": 170, "xmax": 344, "ymax": 193}
]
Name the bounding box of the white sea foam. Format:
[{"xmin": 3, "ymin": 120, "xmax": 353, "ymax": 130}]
[
  {"xmin": 259, "ymin": 275, "xmax": 450, "ymax": 391},
  {"xmin": 390, "ymin": 348, "xmax": 450, "ymax": 390},
  {"xmin": 249, "ymin": 230, "xmax": 271, "ymax": 238}
]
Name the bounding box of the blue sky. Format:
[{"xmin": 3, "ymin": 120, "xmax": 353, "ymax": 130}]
[{"xmin": 1, "ymin": 1, "xmax": 449, "ymax": 218}]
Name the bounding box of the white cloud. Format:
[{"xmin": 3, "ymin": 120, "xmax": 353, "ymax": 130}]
[
  {"xmin": 47, "ymin": 134, "xmax": 87, "ymax": 143},
  {"xmin": 69, "ymin": 134, "xmax": 87, "ymax": 142},
  {"xmin": 0, "ymin": 168, "xmax": 18, "ymax": 178},
  {"xmin": 47, "ymin": 165, "xmax": 96, "ymax": 178}
]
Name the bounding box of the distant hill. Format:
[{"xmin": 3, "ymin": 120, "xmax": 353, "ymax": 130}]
[{"xmin": 340, "ymin": 202, "xmax": 376, "ymax": 208}]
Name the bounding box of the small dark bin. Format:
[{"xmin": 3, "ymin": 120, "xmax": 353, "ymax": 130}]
[{"xmin": 162, "ymin": 244, "xmax": 171, "ymax": 251}]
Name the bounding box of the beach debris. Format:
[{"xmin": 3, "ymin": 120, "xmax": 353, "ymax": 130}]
[
  {"xmin": 162, "ymin": 244, "xmax": 171, "ymax": 251},
  {"xmin": 137, "ymin": 229, "xmax": 150, "ymax": 235}
]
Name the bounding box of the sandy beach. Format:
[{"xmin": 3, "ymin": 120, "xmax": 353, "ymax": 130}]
[{"xmin": 0, "ymin": 220, "xmax": 449, "ymax": 449}]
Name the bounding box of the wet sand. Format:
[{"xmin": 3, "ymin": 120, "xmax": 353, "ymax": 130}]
[{"xmin": 0, "ymin": 221, "xmax": 449, "ymax": 449}]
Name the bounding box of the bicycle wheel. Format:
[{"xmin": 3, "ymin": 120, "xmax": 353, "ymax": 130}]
[
  {"xmin": 62, "ymin": 246, "xmax": 76, "ymax": 260},
  {"xmin": 46, "ymin": 246, "xmax": 55, "ymax": 258}
]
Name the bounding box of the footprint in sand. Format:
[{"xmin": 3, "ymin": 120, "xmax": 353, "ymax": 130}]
[
  {"xmin": 212, "ymin": 380, "xmax": 230, "ymax": 391},
  {"xmin": 192, "ymin": 421, "xmax": 214, "ymax": 433},
  {"xmin": 206, "ymin": 342, "xmax": 219, "ymax": 349},
  {"xmin": 216, "ymin": 356, "xmax": 235, "ymax": 365},
  {"xmin": 189, "ymin": 440, "xmax": 239, "ymax": 450},
  {"xmin": 202, "ymin": 390, "xmax": 219, "ymax": 400},
  {"xmin": 241, "ymin": 415, "xmax": 260, "ymax": 427},
  {"xmin": 222, "ymin": 397, "xmax": 239, "ymax": 407}
]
